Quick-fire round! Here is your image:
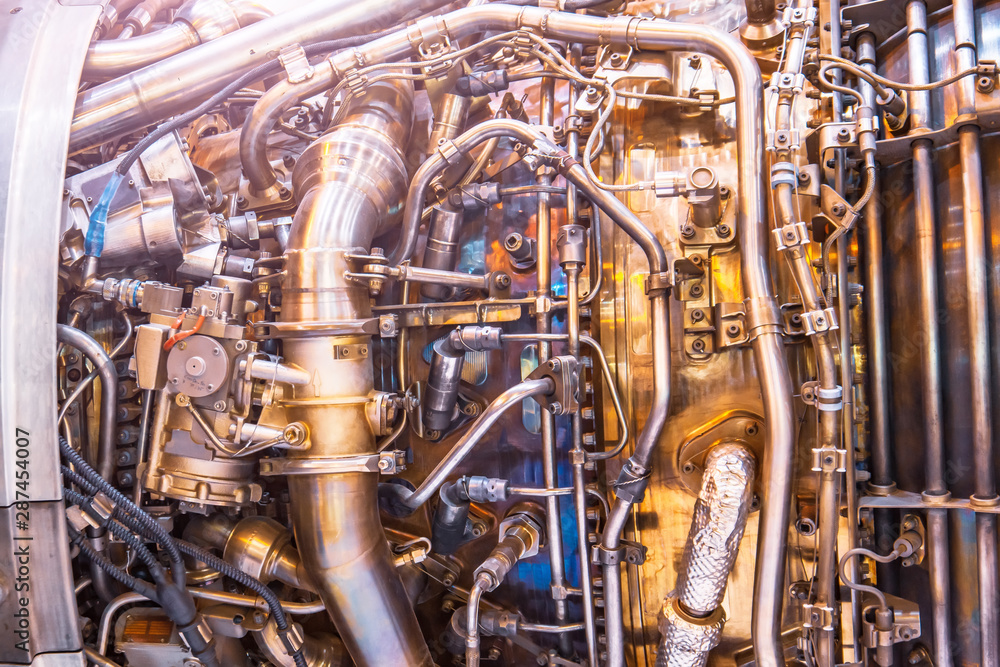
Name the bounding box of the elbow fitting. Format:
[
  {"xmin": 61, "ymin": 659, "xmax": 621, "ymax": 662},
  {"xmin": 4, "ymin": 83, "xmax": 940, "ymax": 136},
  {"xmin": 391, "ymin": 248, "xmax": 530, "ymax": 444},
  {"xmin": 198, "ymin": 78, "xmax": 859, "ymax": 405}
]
[
  {"xmin": 432, "ymin": 477, "xmax": 510, "ymax": 555},
  {"xmin": 423, "ymin": 326, "xmax": 503, "ymax": 431}
]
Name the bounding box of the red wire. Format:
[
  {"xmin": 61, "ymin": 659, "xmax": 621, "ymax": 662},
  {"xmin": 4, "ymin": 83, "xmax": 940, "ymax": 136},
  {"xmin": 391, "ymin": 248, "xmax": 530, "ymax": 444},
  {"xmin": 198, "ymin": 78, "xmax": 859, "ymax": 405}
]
[{"xmin": 163, "ymin": 314, "xmax": 206, "ymax": 351}]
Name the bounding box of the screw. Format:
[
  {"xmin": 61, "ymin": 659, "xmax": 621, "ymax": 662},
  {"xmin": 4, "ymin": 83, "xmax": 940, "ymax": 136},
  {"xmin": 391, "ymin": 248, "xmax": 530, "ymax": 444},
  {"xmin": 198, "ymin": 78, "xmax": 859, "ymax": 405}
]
[
  {"xmin": 236, "ymin": 195, "xmax": 247, "ymax": 209},
  {"xmin": 717, "ymin": 223, "xmax": 732, "ymax": 237},
  {"xmin": 214, "ymin": 400, "xmax": 227, "ymax": 411},
  {"xmin": 837, "ymin": 128, "xmax": 851, "ymax": 143},
  {"xmin": 689, "ymin": 283, "xmax": 704, "ymax": 298},
  {"xmin": 609, "ymin": 53, "xmax": 623, "ymax": 66},
  {"xmin": 691, "ymin": 338, "xmax": 706, "ymax": 353},
  {"xmin": 494, "ymin": 273, "xmax": 512, "ymax": 290},
  {"xmin": 746, "ymin": 423, "xmax": 759, "ymax": 436},
  {"xmin": 798, "ymin": 171, "xmax": 811, "ymax": 185},
  {"xmin": 282, "ymin": 155, "xmax": 295, "ymax": 169},
  {"xmin": 691, "ymin": 308, "xmax": 704, "ymax": 322},
  {"xmin": 831, "ymin": 203, "xmax": 846, "ymax": 217},
  {"xmin": 680, "ymin": 223, "xmax": 696, "ymax": 239},
  {"xmin": 776, "ymin": 132, "xmax": 788, "ymax": 143},
  {"xmin": 549, "ymin": 401, "xmax": 563, "ymax": 414},
  {"xmin": 682, "ymin": 462, "xmax": 695, "ymax": 474},
  {"xmin": 377, "ymin": 458, "xmax": 391, "ymax": 471},
  {"xmin": 727, "ymin": 323, "xmax": 741, "ymax": 338},
  {"xmin": 278, "ymin": 186, "xmax": 292, "ymax": 200},
  {"xmin": 235, "ymin": 340, "xmax": 248, "ymax": 352}
]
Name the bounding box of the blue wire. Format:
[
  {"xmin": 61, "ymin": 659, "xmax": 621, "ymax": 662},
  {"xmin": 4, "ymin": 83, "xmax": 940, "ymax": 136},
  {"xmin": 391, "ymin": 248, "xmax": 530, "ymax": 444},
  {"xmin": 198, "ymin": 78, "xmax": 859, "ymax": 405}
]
[{"xmin": 83, "ymin": 171, "xmax": 125, "ymax": 258}]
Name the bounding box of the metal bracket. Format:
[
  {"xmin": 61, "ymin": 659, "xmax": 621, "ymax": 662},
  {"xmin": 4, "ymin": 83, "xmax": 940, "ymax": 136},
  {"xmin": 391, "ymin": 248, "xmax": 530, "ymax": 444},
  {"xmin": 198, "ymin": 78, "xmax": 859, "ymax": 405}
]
[
  {"xmin": 716, "ymin": 302, "xmax": 749, "ymax": 348},
  {"xmin": 676, "ymin": 410, "xmax": 766, "ymax": 503},
  {"xmin": 277, "ymin": 44, "xmax": 314, "ymax": 84},
  {"xmin": 591, "ymin": 540, "xmax": 647, "ymax": 566},
  {"xmin": 773, "ymin": 221, "xmax": 811, "ymax": 251},
  {"xmin": 860, "ymin": 594, "xmax": 922, "ymax": 647},
  {"xmin": 801, "ymin": 307, "xmax": 839, "ymax": 336},
  {"xmin": 803, "ymin": 603, "xmax": 835, "ymax": 631},
  {"xmin": 526, "ymin": 355, "xmax": 580, "ymax": 415},
  {"xmin": 811, "ymin": 447, "xmax": 848, "ymax": 473}
]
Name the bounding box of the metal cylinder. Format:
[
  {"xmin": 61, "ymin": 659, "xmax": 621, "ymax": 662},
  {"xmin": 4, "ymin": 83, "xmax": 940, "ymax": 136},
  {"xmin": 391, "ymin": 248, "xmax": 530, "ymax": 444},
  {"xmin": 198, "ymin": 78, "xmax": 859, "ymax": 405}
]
[
  {"xmin": 420, "ymin": 202, "xmax": 465, "ymax": 301},
  {"xmin": 279, "ymin": 79, "xmax": 433, "ymax": 667}
]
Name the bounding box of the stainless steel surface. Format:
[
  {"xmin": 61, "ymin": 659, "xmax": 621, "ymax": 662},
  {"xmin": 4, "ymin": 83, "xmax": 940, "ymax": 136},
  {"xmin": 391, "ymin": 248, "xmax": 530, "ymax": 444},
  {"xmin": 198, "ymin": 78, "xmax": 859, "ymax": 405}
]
[{"xmin": 17, "ymin": 2, "xmax": 1000, "ymax": 666}]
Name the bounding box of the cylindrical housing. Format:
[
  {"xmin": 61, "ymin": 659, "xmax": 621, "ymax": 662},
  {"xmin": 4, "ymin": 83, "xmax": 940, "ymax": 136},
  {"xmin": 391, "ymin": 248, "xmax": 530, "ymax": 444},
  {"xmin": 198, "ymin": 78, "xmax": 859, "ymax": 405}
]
[{"xmin": 421, "ymin": 202, "xmax": 465, "ymax": 300}]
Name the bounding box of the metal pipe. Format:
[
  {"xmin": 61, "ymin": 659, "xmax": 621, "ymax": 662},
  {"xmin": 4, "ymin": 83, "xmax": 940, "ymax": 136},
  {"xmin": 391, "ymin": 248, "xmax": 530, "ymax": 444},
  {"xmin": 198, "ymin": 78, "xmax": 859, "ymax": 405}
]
[
  {"xmin": 658, "ymin": 443, "xmax": 757, "ymax": 667},
  {"xmin": 856, "ymin": 32, "xmax": 892, "ymax": 491},
  {"xmin": 907, "ymin": 4, "xmax": 952, "ymax": 667},
  {"xmin": 402, "ymin": 378, "xmax": 555, "ymax": 510},
  {"xmin": 278, "ymin": 79, "xmax": 433, "ymax": 667},
  {"xmin": 56, "ymin": 324, "xmax": 118, "ymax": 483},
  {"xmin": 235, "ymin": 13, "xmax": 786, "ymax": 664},
  {"xmin": 567, "ymin": 262, "xmax": 599, "ymax": 666},
  {"xmin": 423, "ymin": 326, "xmax": 503, "ymax": 431},
  {"xmin": 69, "ymin": 0, "xmax": 454, "ymax": 153},
  {"xmin": 535, "ymin": 73, "xmax": 572, "ymax": 655},
  {"xmin": 953, "ymin": 2, "xmax": 999, "ymax": 665},
  {"xmin": 466, "ymin": 574, "xmax": 490, "ymax": 667}
]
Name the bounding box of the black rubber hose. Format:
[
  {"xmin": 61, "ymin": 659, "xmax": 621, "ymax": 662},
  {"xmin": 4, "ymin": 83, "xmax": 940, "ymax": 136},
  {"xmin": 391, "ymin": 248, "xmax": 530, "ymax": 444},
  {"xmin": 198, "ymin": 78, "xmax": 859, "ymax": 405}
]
[
  {"xmin": 60, "ymin": 437, "xmax": 186, "ymax": 589},
  {"xmin": 56, "ymin": 325, "xmax": 118, "ymax": 483},
  {"xmin": 65, "ymin": 487, "xmax": 165, "ymax": 580},
  {"xmin": 67, "ymin": 524, "xmax": 158, "ymax": 602},
  {"xmin": 174, "ymin": 539, "xmax": 308, "ymax": 667}
]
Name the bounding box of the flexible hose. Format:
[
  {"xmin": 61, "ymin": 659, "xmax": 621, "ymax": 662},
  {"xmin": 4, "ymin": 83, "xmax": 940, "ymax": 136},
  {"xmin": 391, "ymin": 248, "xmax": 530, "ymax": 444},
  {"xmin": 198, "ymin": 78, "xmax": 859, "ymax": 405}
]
[{"xmin": 173, "ymin": 539, "xmax": 308, "ymax": 667}]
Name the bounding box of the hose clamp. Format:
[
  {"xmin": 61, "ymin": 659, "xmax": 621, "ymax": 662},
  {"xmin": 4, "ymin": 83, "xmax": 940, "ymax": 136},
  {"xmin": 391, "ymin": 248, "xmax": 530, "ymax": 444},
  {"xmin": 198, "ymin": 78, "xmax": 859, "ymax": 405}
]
[
  {"xmin": 772, "ymin": 221, "xmax": 810, "ymax": 251},
  {"xmin": 801, "ymin": 307, "xmax": 838, "ymax": 336},
  {"xmin": 591, "ymin": 540, "xmax": 647, "ymax": 566}
]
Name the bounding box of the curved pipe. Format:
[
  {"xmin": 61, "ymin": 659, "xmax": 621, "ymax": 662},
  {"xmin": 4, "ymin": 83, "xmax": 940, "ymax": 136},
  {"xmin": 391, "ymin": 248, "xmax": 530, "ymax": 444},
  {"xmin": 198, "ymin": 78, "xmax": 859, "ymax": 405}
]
[
  {"xmin": 84, "ymin": 0, "xmax": 242, "ymax": 82},
  {"xmin": 230, "ymin": 9, "xmax": 789, "ymax": 665},
  {"xmin": 402, "ymin": 378, "xmax": 555, "ymax": 511},
  {"xmin": 277, "ymin": 79, "xmax": 433, "ymax": 667},
  {"xmin": 56, "ymin": 324, "xmax": 118, "ymax": 483},
  {"xmin": 69, "ymin": 0, "xmax": 456, "ymax": 153}
]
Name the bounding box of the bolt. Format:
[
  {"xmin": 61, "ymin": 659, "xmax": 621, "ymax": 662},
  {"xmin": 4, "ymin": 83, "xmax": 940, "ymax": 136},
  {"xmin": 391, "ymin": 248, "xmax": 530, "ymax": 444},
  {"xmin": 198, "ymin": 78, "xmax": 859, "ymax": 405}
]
[
  {"xmin": 692, "ymin": 338, "xmax": 706, "ymax": 353},
  {"xmin": 745, "ymin": 423, "xmax": 759, "ymax": 436},
  {"xmin": 837, "ymin": 128, "xmax": 851, "ymax": 143},
  {"xmin": 494, "ymin": 273, "xmax": 512, "ymax": 290},
  {"xmin": 776, "ymin": 132, "xmax": 788, "ymax": 143},
  {"xmin": 236, "ymin": 195, "xmax": 247, "ymax": 209},
  {"xmin": 682, "ymin": 462, "xmax": 695, "ymax": 474},
  {"xmin": 585, "ymin": 86, "xmax": 601, "ymax": 103},
  {"xmin": 680, "ymin": 223, "xmax": 696, "ymax": 239},
  {"xmin": 689, "ymin": 283, "xmax": 704, "ymax": 298},
  {"xmin": 609, "ymin": 53, "xmax": 623, "ymax": 66},
  {"xmin": 549, "ymin": 401, "xmax": 563, "ymax": 414},
  {"xmin": 690, "ymin": 308, "xmax": 705, "ymax": 322},
  {"xmin": 214, "ymin": 400, "xmax": 227, "ymax": 411},
  {"xmin": 278, "ymin": 186, "xmax": 292, "ymax": 200},
  {"xmin": 282, "ymin": 155, "xmax": 295, "ymax": 169},
  {"xmin": 442, "ymin": 574, "xmax": 455, "ymax": 586},
  {"xmin": 717, "ymin": 223, "xmax": 732, "ymax": 237},
  {"xmin": 831, "ymin": 202, "xmax": 846, "ymax": 217},
  {"xmin": 798, "ymin": 171, "xmax": 811, "ymax": 185},
  {"xmin": 377, "ymin": 458, "xmax": 391, "ymax": 471},
  {"xmin": 234, "ymin": 340, "xmax": 248, "ymax": 352},
  {"xmin": 727, "ymin": 323, "xmax": 741, "ymax": 338}
]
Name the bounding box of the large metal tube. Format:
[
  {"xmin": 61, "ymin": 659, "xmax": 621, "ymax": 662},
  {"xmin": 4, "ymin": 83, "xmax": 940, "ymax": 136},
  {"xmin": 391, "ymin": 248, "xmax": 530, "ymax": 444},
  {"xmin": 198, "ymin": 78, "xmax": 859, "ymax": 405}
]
[
  {"xmin": 907, "ymin": 4, "xmax": 952, "ymax": 667},
  {"xmin": 953, "ymin": 1, "xmax": 999, "ymax": 665},
  {"xmin": 241, "ymin": 13, "xmax": 787, "ymax": 665},
  {"xmin": 69, "ymin": 0, "xmax": 454, "ymax": 153},
  {"xmin": 83, "ymin": 0, "xmax": 254, "ymax": 81},
  {"xmin": 657, "ymin": 443, "xmax": 757, "ymax": 667},
  {"xmin": 278, "ymin": 79, "xmax": 432, "ymax": 667},
  {"xmin": 302, "ymin": 12, "xmax": 788, "ymax": 660}
]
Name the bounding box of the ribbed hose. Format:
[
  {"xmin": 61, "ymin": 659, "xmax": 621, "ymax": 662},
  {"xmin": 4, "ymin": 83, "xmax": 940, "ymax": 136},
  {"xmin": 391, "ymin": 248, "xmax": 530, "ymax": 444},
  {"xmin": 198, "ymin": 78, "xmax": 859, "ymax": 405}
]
[{"xmin": 657, "ymin": 443, "xmax": 757, "ymax": 667}]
